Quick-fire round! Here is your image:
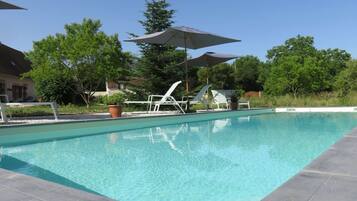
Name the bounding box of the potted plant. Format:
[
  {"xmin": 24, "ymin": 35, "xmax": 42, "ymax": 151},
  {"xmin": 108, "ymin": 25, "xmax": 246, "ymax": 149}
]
[
  {"xmin": 231, "ymin": 87, "xmax": 245, "ymax": 110},
  {"xmin": 230, "ymin": 94, "xmax": 238, "ymax": 110},
  {"xmin": 106, "ymin": 93, "xmax": 126, "ymax": 118}
]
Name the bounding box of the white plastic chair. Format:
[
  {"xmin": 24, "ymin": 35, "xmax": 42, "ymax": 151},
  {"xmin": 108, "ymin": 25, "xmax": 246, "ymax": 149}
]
[
  {"xmin": 211, "ymin": 90, "xmax": 229, "ymax": 110},
  {"xmin": 238, "ymin": 99, "xmax": 250, "ymax": 109}
]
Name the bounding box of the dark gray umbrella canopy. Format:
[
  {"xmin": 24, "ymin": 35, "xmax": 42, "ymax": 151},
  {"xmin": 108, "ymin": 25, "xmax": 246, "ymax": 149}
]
[
  {"xmin": 0, "ymin": 0, "xmax": 24, "ymax": 9},
  {"xmin": 126, "ymin": 26, "xmax": 240, "ymax": 92},
  {"xmin": 125, "ymin": 26, "xmax": 240, "ymax": 49},
  {"xmin": 181, "ymin": 52, "xmax": 238, "ymax": 67},
  {"xmin": 181, "ymin": 52, "xmax": 238, "ymax": 84}
]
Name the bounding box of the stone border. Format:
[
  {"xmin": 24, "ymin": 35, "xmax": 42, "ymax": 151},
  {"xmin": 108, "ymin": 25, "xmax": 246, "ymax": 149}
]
[
  {"xmin": 0, "ymin": 168, "xmax": 113, "ymax": 201},
  {"xmin": 263, "ymin": 127, "xmax": 357, "ymax": 201}
]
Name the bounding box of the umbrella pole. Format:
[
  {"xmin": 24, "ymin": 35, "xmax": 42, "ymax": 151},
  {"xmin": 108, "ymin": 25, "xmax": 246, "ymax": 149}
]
[
  {"xmin": 184, "ymin": 36, "xmax": 189, "ymax": 94},
  {"xmin": 206, "ymin": 67, "xmax": 209, "ymax": 85}
]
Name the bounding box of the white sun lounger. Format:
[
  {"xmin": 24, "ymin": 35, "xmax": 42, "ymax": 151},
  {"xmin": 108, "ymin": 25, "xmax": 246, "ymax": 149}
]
[
  {"xmin": 181, "ymin": 84, "xmax": 211, "ymax": 110},
  {"xmin": 211, "ymin": 90, "xmax": 230, "ymax": 110},
  {"xmin": 125, "ymin": 81, "xmax": 185, "ymax": 113}
]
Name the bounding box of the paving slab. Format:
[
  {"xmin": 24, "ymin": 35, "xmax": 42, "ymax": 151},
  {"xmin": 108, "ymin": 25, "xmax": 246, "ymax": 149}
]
[
  {"xmin": 0, "ymin": 187, "xmax": 43, "ymax": 201},
  {"xmin": 332, "ymin": 136, "xmax": 357, "ymax": 153},
  {"xmin": 310, "ymin": 175, "xmax": 357, "ymax": 201},
  {"xmin": 305, "ymin": 149, "xmax": 357, "ymax": 177},
  {"xmin": 262, "ymin": 172, "xmax": 328, "ymax": 201},
  {"xmin": 0, "ymin": 168, "xmax": 114, "ymax": 201}
]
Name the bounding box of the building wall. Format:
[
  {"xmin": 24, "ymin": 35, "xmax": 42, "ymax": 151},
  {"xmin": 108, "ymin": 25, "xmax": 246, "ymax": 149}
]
[{"xmin": 0, "ymin": 73, "xmax": 36, "ymax": 102}]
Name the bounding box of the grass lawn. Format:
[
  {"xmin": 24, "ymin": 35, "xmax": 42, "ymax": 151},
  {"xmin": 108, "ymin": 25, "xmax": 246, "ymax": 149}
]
[{"xmin": 250, "ymin": 92, "xmax": 357, "ymax": 108}]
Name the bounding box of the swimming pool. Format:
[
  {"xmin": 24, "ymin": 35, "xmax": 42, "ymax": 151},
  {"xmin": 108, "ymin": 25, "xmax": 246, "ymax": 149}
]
[{"xmin": 1, "ymin": 111, "xmax": 357, "ymax": 201}]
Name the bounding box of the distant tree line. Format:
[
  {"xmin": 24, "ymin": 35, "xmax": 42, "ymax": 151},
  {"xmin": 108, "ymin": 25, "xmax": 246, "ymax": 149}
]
[{"xmin": 24, "ymin": 0, "xmax": 357, "ymax": 106}]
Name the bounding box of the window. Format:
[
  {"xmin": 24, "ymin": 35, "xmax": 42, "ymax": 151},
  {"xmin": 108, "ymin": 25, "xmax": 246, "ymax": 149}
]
[
  {"xmin": 12, "ymin": 85, "xmax": 27, "ymax": 101},
  {"xmin": 0, "ymin": 80, "xmax": 5, "ymax": 94},
  {"xmin": 0, "ymin": 80, "xmax": 7, "ymax": 102}
]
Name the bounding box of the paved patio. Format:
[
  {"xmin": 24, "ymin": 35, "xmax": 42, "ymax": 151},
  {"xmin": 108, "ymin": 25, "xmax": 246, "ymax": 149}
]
[{"xmin": 263, "ymin": 127, "xmax": 357, "ymax": 201}]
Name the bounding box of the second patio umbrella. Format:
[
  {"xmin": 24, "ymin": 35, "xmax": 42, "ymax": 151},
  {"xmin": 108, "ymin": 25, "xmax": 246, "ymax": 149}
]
[
  {"xmin": 180, "ymin": 52, "xmax": 238, "ymax": 84},
  {"xmin": 125, "ymin": 26, "xmax": 240, "ymax": 93}
]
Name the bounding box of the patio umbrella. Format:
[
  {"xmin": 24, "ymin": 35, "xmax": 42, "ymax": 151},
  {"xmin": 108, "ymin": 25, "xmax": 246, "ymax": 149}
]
[
  {"xmin": 179, "ymin": 52, "xmax": 238, "ymax": 84},
  {"xmin": 0, "ymin": 1, "xmax": 24, "ymax": 9},
  {"xmin": 125, "ymin": 26, "xmax": 240, "ymax": 93}
]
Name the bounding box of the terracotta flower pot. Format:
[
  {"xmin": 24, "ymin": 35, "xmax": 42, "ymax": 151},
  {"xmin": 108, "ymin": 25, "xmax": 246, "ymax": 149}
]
[
  {"xmin": 108, "ymin": 105, "xmax": 122, "ymax": 118},
  {"xmin": 230, "ymin": 102, "xmax": 238, "ymax": 110}
]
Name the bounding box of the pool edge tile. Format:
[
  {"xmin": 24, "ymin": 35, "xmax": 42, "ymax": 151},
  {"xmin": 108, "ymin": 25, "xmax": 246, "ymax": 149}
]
[{"xmin": 0, "ymin": 168, "xmax": 114, "ymax": 201}]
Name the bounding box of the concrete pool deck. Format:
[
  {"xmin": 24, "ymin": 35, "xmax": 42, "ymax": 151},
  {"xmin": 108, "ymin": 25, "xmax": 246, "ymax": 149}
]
[
  {"xmin": 263, "ymin": 127, "xmax": 357, "ymax": 201},
  {"xmin": 0, "ymin": 168, "xmax": 113, "ymax": 201}
]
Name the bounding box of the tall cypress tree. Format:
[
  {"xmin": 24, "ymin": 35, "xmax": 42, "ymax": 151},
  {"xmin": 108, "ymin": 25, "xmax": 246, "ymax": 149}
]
[{"xmin": 134, "ymin": 0, "xmax": 185, "ymax": 94}]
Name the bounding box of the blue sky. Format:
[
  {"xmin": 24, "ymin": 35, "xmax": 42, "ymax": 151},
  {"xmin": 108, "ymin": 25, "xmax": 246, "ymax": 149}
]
[{"xmin": 1, "ymin": 0, "xmax": 357, "ymax": 60}]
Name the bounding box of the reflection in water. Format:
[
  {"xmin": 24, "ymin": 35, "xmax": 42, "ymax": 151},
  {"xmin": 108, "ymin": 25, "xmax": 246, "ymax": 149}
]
[
  {"xmin": 108, "ymin": 133, "xmax": 119, "ymax": 144},
  {"xmin": 122, "ymin": 124, "xmax": 188, "ymax": 154},
  {"xmin": 1, "ymin": 113, "xmax": 357, "ymax": 201}
]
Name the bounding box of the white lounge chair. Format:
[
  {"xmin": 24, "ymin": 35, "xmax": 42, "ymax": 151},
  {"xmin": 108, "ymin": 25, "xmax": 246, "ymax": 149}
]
[
  {"xmin": 125, "ymin": 81, "xmax": 185, "ymax": 113},
  {"xmin": 238, "ymin": 99, "xmax": 250, "ymax": 109},
  {"xmin": 211, "ymin": 90, "xmax": 230, "ymax": 110},
  {"xmin": 181, "ymin": 84, "xmax": 211, "ymax": 110}
]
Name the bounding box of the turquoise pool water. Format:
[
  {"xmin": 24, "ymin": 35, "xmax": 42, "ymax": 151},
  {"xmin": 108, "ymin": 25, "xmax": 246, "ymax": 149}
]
[{"xmin": 1, "ymin": 113, "xmax": 357, "ymax": 201}]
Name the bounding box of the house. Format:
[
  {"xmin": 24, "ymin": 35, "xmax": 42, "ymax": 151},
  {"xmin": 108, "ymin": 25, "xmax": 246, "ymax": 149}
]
[{"xmin": 0, "ymin": 43, "xmax": 35, "ymax": 102}]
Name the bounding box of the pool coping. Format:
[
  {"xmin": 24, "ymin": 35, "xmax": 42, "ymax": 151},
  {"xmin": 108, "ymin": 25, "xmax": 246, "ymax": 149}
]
[
  {"xmin": 262, "ymin": 126, "xmax": 357, "ymax": 201},
  {"xmin": 0, "ymin": 168, "xmax": 114, "ymax": 201}
]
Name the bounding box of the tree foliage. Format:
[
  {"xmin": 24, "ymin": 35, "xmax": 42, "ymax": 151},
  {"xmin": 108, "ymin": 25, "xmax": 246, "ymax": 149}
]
[
  {"xmin": 197, "ymin": 63, "xmax": 235, "ymax": 90},
  {"xmin": 334, "ymin": 60, "xmax": 357, "ymax": 97},
  {"xmin": 264, "ymin": 35, "xmax": 351, "ymax": 96},
  {"xmin": 233, "ymin": 55, "xmax": 264, "ymax": 91},
  {"xmin": 133, "ymin": 0, "xmax": 185, "ymax": 95},
  {"xmin": 26, "ymin": 19, "xmax": 131, "ymax": 106}
]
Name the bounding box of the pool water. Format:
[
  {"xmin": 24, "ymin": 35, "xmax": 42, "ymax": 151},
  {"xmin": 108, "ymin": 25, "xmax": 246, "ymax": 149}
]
[{"xmin": 1, "ymin": 113, "xmax": 357, "ymax": 201}]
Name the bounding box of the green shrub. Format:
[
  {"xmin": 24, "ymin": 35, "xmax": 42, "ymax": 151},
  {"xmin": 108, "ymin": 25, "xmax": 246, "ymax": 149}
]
[
  {"xmin": 105, "ymin": 93, "xmax": 126, "ymax": 106},
  {"xmin": 23, "ymin": 66, "xmax": 75, "ymax": 104},
  {"xmin": 334, "ymin": 60, "xmax": 357, "ymax": 97}
]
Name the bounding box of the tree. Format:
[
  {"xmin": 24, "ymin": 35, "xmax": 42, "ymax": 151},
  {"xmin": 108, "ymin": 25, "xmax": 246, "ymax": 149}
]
[
  {"xmin": 264, "ymin": 35, "xmax": 351, "ymax": 96},
  {"xmin": 267, "ymin": 35, "xmax": 317, "ymax": 62},
  {"xmin": 334, "ymin": 60, "xmax": 357, "ymax": 97},
  {"xmin": 26, "ymin": 19, "xmax": 131, "ymax": 107},
  {"xmin": 197, "ymin": 63, "xmax": 235, "ymax": 89},
  {"xmin": 133, "ymin": 0, "xmax": 185, "ymax": 95},
  {"xmin": 317, "ymin": 48, "xmax": 351, "ymax": 91},
  {"xmin": 233, "ymin": 55, "xmax": 264, "ymax": 91}
]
